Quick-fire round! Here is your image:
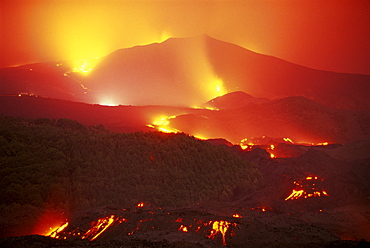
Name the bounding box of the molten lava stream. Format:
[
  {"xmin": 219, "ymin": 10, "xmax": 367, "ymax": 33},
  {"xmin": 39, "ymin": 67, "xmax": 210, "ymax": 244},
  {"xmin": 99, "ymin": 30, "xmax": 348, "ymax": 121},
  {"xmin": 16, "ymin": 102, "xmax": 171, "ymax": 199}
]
[
  {"xmin": 81, "ymin": 215, "xmax": 117, "ymax": 241},
  {"xmin": 207, "ymin": 220, "xmax": 231, "ymax": 246},
  {"xmin": 47, "ymin": 222, "xmax": 69, "ymax": 238}
]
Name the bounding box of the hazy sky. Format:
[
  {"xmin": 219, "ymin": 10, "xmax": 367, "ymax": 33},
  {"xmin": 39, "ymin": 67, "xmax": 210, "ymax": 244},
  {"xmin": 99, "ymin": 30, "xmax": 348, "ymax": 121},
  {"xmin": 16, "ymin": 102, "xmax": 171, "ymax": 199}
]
[{"xmin": 1, "ymin": 0, "xmax": 369, "ymax": 75}]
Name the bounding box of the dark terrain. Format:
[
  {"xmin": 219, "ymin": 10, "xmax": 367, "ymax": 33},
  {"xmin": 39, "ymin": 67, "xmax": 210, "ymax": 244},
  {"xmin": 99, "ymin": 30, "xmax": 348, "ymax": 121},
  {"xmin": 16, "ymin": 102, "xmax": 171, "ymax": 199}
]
[
  {"xmin": 0, "ymin": 116, "xmax": 369, "ymax": 247},
  {"xmin": 1, "ymin": 36, "xmax": 369, "ymax": 247}
]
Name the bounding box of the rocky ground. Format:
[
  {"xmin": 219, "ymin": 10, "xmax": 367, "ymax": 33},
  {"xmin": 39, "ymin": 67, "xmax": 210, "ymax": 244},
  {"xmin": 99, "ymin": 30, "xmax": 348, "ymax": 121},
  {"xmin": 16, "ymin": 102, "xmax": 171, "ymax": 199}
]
[{"xmin": 1, "ymin": 141, "xmax": 369, "ymax": 247}]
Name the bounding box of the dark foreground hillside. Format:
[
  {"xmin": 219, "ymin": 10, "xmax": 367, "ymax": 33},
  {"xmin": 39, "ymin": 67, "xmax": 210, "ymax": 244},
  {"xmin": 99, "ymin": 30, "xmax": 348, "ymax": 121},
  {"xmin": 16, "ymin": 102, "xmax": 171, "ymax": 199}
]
[
  {"xmin": 0, "ymin": 115, "xmax": 259, "ymax": 237},
  {"xmin": 1, "ymin": 115, "xmax": 369, "ymax": 247}
]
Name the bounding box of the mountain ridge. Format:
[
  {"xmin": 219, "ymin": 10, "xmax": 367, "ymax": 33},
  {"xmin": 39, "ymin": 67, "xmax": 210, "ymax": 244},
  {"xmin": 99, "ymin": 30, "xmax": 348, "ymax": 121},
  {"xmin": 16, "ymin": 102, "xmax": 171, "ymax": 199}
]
[
  {"xmin": 1, "ymin": 35, "xmax": 369, "ymax": 110},
  {"xmin": 1, "ymin": 93, "xmax": 369, "ymax": 145}
]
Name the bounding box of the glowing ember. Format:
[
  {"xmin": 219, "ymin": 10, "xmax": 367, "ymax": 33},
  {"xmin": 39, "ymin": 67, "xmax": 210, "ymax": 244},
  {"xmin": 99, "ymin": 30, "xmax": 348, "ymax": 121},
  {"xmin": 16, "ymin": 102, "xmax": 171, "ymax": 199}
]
[
  {"xmin": 137, "ymin": 202, "xmax": 145, "ymax": 208},
  {"xmin": 251, "ymin": 206, "xmax": 272, "ymax": 212},
  {"xmin": 285, "ymin": 175, "xmax": 329, "ymax": 201},
  {"xmin": 178, "ymin": 224, "xmax": 189, "ymax": 232},
  {"xmin": 232, "ymin": 214, "xmax": 242, "ymax": 218}
]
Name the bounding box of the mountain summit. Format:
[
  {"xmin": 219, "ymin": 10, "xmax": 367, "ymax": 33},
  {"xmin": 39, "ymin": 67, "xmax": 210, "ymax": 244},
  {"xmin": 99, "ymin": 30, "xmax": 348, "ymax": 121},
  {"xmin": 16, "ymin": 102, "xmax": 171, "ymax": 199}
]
[
  {"xmin": 83, "ymin": 35, "xmax": 370, "ymax": 109},
  {"xmin": 1, "ymin": 35, "xmax": 369, "ymax": 110}
]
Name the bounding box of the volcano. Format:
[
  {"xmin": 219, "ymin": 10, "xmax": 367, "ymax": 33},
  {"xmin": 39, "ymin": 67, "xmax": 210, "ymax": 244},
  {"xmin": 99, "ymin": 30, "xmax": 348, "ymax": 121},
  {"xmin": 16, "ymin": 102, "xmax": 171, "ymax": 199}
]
[
  {"xmin": 1, "ymin": 35, "xmax": 370, "ymax": 247},
  {"xmin": 1, "ymin": 35, "xmax": 370, "ymax": 110}
]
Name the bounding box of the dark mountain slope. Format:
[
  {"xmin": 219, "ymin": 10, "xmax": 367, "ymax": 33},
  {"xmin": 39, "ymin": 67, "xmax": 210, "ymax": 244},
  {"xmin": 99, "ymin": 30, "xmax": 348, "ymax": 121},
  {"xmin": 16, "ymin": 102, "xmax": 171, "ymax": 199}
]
[
  {"xmin": 0, "ymin": 64, "xmax": 89, "ymax": 102},
  {"xmin": 1, "ymin": 93, "xmax": 369, "ymax": 144},
  {"xmin": 0, "ymin": 115, "xmax": 259, "ymax": 237},
  {"xmin": 168, "ymin": 95, "xmax": 370, "ymax": 144}
]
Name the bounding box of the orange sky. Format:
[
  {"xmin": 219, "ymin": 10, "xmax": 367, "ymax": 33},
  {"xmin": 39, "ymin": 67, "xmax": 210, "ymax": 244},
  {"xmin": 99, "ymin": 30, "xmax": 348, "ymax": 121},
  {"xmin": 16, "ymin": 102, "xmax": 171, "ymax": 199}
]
[{"xmin": 1, "ymin": 0, "xmax": 369, "ymax": 75}]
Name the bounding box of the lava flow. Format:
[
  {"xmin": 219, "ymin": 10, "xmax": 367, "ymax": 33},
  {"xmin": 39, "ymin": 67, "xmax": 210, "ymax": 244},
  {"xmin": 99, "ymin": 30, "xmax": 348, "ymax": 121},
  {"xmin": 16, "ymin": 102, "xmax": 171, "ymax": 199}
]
[
  {"xmin": 81, "ymin": 215, "xmax": 117, "ymax": 241},
  {"xmin": 147, "ymin": 115, "xmax": 180, "ymax": 133},
  {"xmin": 44, "ymin": 203, "xmax": 239, "ymax": 246},
  {"xmin": 47, "ymin": 221, "xmax": 69, "ymax": 239},
  {"xmin": 207, "ymin": 220, "xmax": 232, "ymax": 246},
  {"xmin": 285, "ymin": 175, "xmax": 329, "ymax": 201}
]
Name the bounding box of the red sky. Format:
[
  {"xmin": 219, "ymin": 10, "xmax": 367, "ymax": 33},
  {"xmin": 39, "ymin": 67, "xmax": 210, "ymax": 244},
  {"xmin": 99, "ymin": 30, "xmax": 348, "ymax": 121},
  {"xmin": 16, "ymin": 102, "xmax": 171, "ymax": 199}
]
[{"xmin": 1, "ymin": 0, "xmax": 369, "ymax": 75}]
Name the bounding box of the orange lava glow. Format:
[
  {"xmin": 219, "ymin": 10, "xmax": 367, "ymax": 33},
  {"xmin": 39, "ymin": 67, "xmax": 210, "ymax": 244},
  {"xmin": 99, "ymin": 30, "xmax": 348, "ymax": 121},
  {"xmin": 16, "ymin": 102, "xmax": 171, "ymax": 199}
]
[
  {"xmin": 71, "ymin": 58, "xmax": 100, "ymax": 74},
  {"xmin": 137, "ymin": 202, "xmax": 145, "ymax": 208},
  {"xmin": 32, "ymin": 210, "xmax": 68, "ymax": 237},
  {"xmin": 147, "ymin": 115, "xmax": 180, "ymax": 134},
  {"xmin": 285, "ymin": 175, "xmax": 329, "ymax": 201},
  {"xmin": 207, "ymin": 220, "xmax": 231, "ymax": 246},
  {"xmin": 239, "ymin": 138, "xmax": 255, "ymax": 150},
  {"xmin": 251, "ymin": 206, "xmax": 272, "ymax": 212},
  {"xmin": 178, "ymin": 225, "xmax": 189, "ymax": 233},
  {"xmin": 42, "ymin": 211, "xmax": 239, "ymax": 246},
  {"xmin": 283, "ymin": 137, "xmax": 294, "ymax": 144},
  {"xmin": 48, "ymin": 222, "xmax": 69, "ymax": 238},
  {"xmin": 297, "ymin": 141, "xmax": 330, "ymax": 146},
  {"xmin": 81, "ymin": 215, "xmax": 117, "ymax": 241}
]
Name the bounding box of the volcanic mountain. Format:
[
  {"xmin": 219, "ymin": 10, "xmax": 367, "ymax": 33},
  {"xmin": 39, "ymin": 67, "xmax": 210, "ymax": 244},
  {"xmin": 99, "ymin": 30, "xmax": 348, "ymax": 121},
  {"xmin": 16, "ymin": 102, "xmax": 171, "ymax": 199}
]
[
  {"xmin": 1, "ymin": 35, "xmax": 369, "ymax": 110},
  {"xmin": 1, "ymin": 35, "xmax": 370, "ymax": 247}
]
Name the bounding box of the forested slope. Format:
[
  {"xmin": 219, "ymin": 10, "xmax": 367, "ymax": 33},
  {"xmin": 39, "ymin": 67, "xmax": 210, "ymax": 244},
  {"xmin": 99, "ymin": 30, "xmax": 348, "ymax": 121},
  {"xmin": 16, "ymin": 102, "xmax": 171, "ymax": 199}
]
[{"xmin": 0, "ymin": 115, "xmax": 259, "ymax": 236}]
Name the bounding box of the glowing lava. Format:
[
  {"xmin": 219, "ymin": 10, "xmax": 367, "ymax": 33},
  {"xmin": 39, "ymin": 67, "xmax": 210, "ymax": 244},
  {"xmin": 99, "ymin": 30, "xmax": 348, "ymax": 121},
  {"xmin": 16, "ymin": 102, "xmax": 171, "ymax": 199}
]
[
  {"xmin": 178, "ymin": 224, "xmax": 189, "ymax": 232},
  {"xmin": 283, "ymin": 137, "xmax": 294, "ymax": 144},
  {"xmin": 207, "ymin": 220, "xmax": 232, "ymax": 246},
  {"xmin": 250, "ymin": 206, "xmax": 272, "ymax": 212},
  {"xmin": 232, "ymin": 214, "xmax": 242, "ymax": 218},
  {"xmin": 208, "ymin": 77, "xmax": 226, "ymax": 98},
  {"xmin": 71, "ymin": 58, "xmax": 100, "ymax": 74},
  {"xmin": 239, "ymin": 138, "xmax": 255, "ymax": 150},
  {"xmin": 268, "ymin": 144, "xmax": 275, "ymax": 158},
  {"xmin": 47, "ymin": 221, "xmax": 69, "ymax": 239},
  {"xmin": 285, "ymin": 175, "xmax": 329, "ymax": 201},
  {"xmin": 147, "ymin": 115, "xmax": 180, "ymax": 133},
  {"xmin": 41, "ymin": 202, "xmax": 239, "ymax": 245},
  {"xmin": 81, "ymin": 215, "xmax": 117, "ymax": 241}
]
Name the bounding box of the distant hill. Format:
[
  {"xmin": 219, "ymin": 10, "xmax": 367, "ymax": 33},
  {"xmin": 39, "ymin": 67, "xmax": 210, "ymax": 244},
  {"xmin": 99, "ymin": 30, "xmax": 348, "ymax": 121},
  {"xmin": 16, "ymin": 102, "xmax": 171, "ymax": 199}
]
[
  {"xmin": 83, "ymin": 35, "xmax": 370, "ymax": 109},
  {"xmin": 1, "ymin": 94, "xmax": 369, "ymax": 145},
  {"xmin": 168, "ymin": 94, "xmax": 370, "ymax": 144},
  {"xmin": 204, "ymin": 91, "xmax": 269, "ymax": 109},
  {"xmin": 0, "ymin": 64, "xmax": 90, "ymax": 103},
  {"xmin": 0, "ymin": 95, "xmax": 196, "ymax": 133},
  {"xmin": 1, "ymin": 35, "xmax": 369, "ymax": 110}
]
